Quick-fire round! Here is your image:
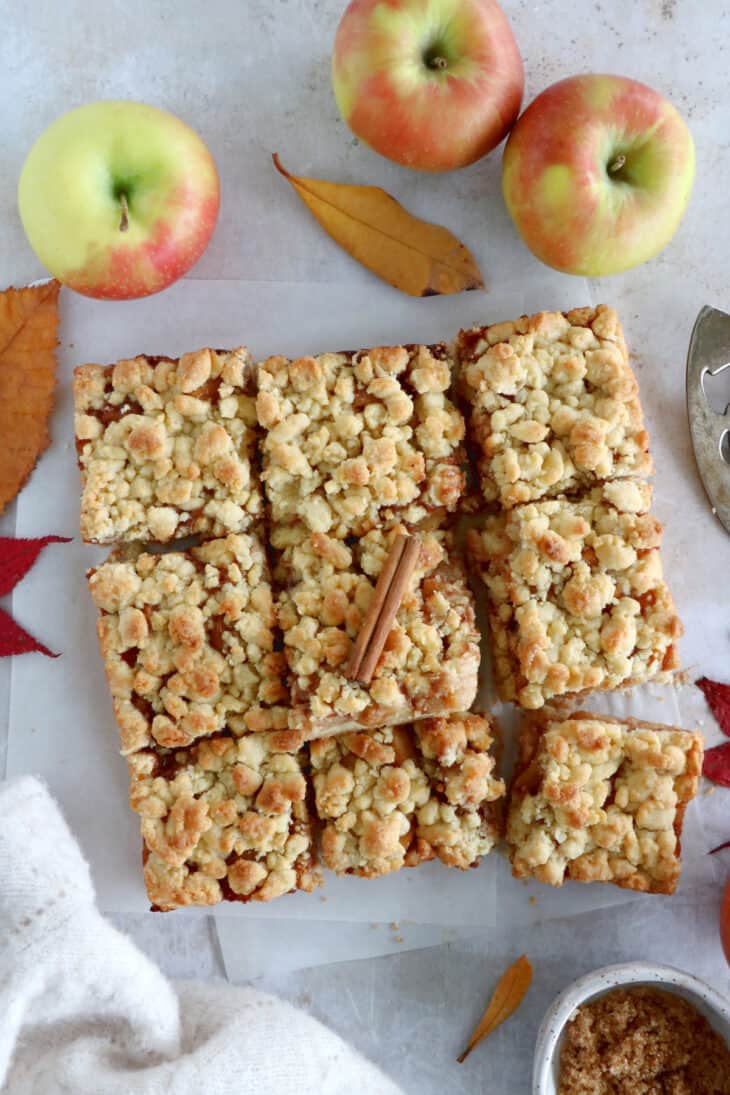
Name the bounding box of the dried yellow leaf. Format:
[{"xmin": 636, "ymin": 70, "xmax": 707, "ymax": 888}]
[
  {"xmin": 273, "ymin": 154, "xmax": 484, "ymax": 298},
  {"xmin": 0, "ymin": 280, "xmax": 60, "ymax": 514},
  {"xmin": 457, "ymin": 954, "xmax": 533, "ymax": 1063}
]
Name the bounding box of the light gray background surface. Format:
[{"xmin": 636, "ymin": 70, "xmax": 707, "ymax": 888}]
[{"xmin": 1, "ymin": 2, "xmax": 730, "ymax": 1092}]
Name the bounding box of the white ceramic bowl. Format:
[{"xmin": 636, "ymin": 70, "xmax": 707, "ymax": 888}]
[{"xmin": 533, "ymin": 961, "xmax": 730, "ymax": 1095}]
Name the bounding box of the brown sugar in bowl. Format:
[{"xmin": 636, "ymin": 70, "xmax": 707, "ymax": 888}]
[{"xmin": 532, "ymin": 962, "xmax": 730, "ymax": 1095}]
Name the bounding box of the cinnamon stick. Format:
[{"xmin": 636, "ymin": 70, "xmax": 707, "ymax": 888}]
[
  {"xmin": 345, "ymin": 534, "xmax": 407, "ymax": 680},
  {"xmin": 355, "ymin": 535, "xmax": 420, "ymax": 685}
]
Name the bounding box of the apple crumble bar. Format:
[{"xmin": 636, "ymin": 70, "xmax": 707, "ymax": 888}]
[
  {"xmin": 507, "ymin": 711, "xmax": 703, "ymax": 894},
  {"xmin": 467, "ymin": 479, "xmax": 682, "ymax": 709},
  {"xmin": 458, "ymin": 305, "xmax": 652, "ymax": 509},
  {"xmin": 276, "ymin": 524, "xmax": 480, "ymax": 737},
  {"xmin": 74, "ymin": 347, "xmax": 262, "ymax": 543},
  {"xmin": 88, "ymin": 533, "xmax": 288, "ymax": 754},
  {"xmin": 310, "ymin": 714, "xmax": 505, "ymax": 877},
  {"xmin": 127, "ymin": 728, "xmax": 320, "ymax": 909},
  {"xmin": 257, "ymin": 343, "xmax": 466, "ymax": 540}
]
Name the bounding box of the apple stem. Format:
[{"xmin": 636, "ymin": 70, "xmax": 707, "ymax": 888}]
[
  {"xmin": 430, "ymin": 56, "xmax": 448, "ymax": 70},
  {"xmin": 119, "ymin": 193, "xmax": 129, "ymax": 232},
  {"xmin": 608, "ymin": 154, "xmax": 626, "ymax": 175}
]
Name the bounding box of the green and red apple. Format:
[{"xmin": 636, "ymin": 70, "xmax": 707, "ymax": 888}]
[
  {"xmin": 502, "ymin": 74, "xmax": 695, "ymax": 276},
  {"xmin": 18, "ymin": 101, "xmax": 220, "ymax": 300},
  {"xmin": 332, "ymin": 0, "xmax": 524, "ymax": 172}
]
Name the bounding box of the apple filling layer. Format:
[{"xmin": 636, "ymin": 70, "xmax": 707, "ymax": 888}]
[
  {"xmin": 458, "ymin": 306, "xmax": 652, "ymax": 509},
  {"xmin": 275, "ymin": 524, "xmax": 480, "ymax": 738},
  {"xmin": 74, "ymin": 348, "xmax": 262, "ymax": 543},
  {"xmin": 507, "ymin": 711, "xmax": 702, "ymax": 894},
  {"xmin": 467, "ymin": 479, "xmax": 682, "ymax": 709},
  {"xmin": 88, "ymin": 533, "xmax": 289, "ymax": 755}
]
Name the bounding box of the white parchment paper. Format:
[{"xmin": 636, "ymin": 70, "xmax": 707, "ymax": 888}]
[{"xmin": 6, "ymin": 277, "xmax": 713, "ymax": 947}]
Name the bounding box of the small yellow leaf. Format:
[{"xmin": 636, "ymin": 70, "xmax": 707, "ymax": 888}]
[
  {"xmin": 457, "ymin": 954, "xmax": 533, "ymax": 1064},
  {"xmin": 273, "ymin": 154, "xmax": 484, "ymax": 298}
]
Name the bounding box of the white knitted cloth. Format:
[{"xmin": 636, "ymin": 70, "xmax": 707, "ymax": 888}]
[{"xmin": 0, "ymin": 776, "xmax": 403, "ymax": 1094}]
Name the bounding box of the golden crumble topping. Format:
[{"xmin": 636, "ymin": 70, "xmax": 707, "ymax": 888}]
[
  {"xmin": 310, "ymin": 713, "xmax": 505, "ymax": 877},
  {"xmin": 507, "ymin": 712, "xmax": 702, "ymax": 894},
  {"xmin": 276, "ymin": 524, "xmax": 480, "ymax": 737},
  {"xmin": 74, "ymin": 348, "xmax": 262, "ymax": 543},
  {"xmin": 559, "ymin": 986, "xmax": 730, "ymax": 1094},
  {"xmin": 88, "ymin": 533, "xmax": 288, "ymax": 754},
  {"xmin": 458, "ymin": 306, "xmax": 652, "ymax": 509},
  {"xmin": 467, "ymin": 480, "xmax": 682, "ymax": 709},
  {"xmin": 257, "ymin": 343, "xmax": 465, "ymax": 540},
  {"xmin": 128, "ymin": 729, "xmax": 320, "ymax": 910}
]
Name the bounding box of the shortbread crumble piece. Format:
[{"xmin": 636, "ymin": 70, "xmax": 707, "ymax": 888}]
[
  {"xmin": 257, "ymin": 343, "xmax": 465, "ymax": 540},
  {"xmin": 276, "ymin": 524, "xmax": 480, "ymax": 737},
  {"xmin": 128, "ymin": 729, "xmax": 320, "ymax": 910},
  {"xmin": 74, "ymin": 347, "xmax": 262, "ymax": 543},
  {"xmin": 467, "ymin": 480, "xmax": 682, "ymax": 709},
  {"xmin": 507, "ymin": 711, "xmax": 702, "ymax": 894},
  {"xmin": 310, "ymin": 713, "xmax": 505, "ymax": 877},
  {"xmin": 88, "ymin": 533, "xmax": 288, "ymax": 754},
  {"xmin": 458, "ymin": 306, "xmax": 652, "ymax": 509}
]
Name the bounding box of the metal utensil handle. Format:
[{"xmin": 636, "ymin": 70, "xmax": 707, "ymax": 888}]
[{"xmin": 686, "ymin": 305, "xmax": 730, "ymax": 533}]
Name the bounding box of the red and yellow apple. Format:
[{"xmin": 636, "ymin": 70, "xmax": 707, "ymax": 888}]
[
  {"xmin": 18, "ymin": 101, "xmax": 220, "ymax": 300},
  {"xmin": 501, "ymin": 74, "xmax": 695, "ymax": 276},
  {"xmin": 332, "ymin": 0, "xmax": 524, "ymax": 172}
]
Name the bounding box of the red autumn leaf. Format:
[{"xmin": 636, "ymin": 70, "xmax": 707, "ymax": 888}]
[
  {"xmin": 0, "ymin": 535, "xmax": 71, "ymax": 657},
  {"xmin": 0, "ymin": 607, "xmax": 58, "ymax": 658},
  {"xmin": 0, "ymin": 535, "xmax": 70, "ymax": 597},
  {"xmin": 703, "ymin": 743, "xmax": 730, "ymax": 788},
  {"xmin": 696, "ymin": 677, "xmax": 730, "ymax": 738}
]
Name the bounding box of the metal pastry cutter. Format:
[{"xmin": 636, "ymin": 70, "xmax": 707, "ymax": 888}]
[{"xmin": 686, "ymin": 305, "xmax": 730, "ymax": 535}]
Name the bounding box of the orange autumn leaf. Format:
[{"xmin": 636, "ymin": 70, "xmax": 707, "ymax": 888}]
[
  {"xmin": 457, "ymin": 954, "xmax": 533, "ymax": 1063},
  {"xmin": 273, "ymin": 154, "xmax": 484, "ymax": 298},
  {"xmin": 0, "ymin": 280, "xmax": 60, "ymax": 514}
]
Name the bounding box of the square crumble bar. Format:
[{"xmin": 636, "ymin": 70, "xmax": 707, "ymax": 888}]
[
  {"xmin": 257, "ymin": 343, "xmax": 466, "ymax": 542},
  {"xmin": 276, "ymin": 524, "xmax": 480, "ymax": 738},
  {"xmin": 128, "ymin": 729, "xmax": 321, "ymax": 910},
  {"xmin": 310, "ymin": 714, "xmax": 505, "ymax": 877},
  {"xmin": 458, "ymin": 305, "xmax": 652, "ymax": 509},
  {"xmin": 467, "ymin": 479, "xmax": 682, "ymax": 710},
  {"xmin": 88, "ymin": 533, "xmax": 288, "ymax": 755},
  {"xmin": 74, "ymin": 347, "xmax": 262, "ymax": 544},
  {"xmin": 507, "ymin": 711, "xmax": 703, "ymax": 894}
]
